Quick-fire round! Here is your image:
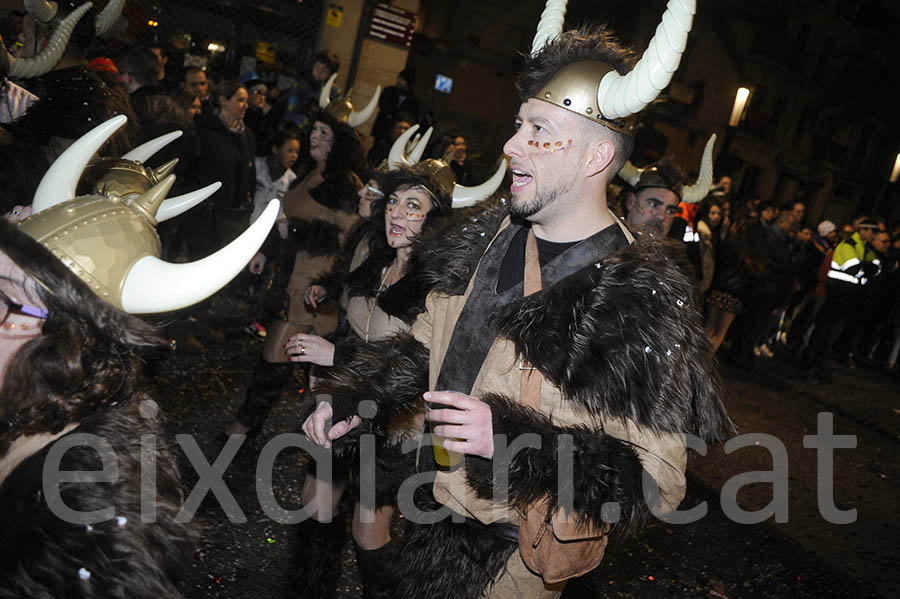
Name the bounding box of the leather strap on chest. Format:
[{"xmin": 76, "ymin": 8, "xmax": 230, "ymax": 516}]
[{"xmin": 519, "ymin": 229, "xmax": 543, "ymax": 409}]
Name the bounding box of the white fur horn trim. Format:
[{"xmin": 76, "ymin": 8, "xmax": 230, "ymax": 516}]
[
  {"xmin": 388, "ymin": 124, "xmax": 419, "ymax": 169},
  {"xmin": 530, "ymin": 0, "xmax": 568, "ymax": 56},
  {"xmin": 681, "ymin": 133, "xmax": 716, "ymax": 204},
  {"xmin": 32, "ymin": 113, "xmax": 125, "ymax": 214},
  {"xmin": 452, "ymin": 158, "xmax": 507, "ymax": 208},
  {"xmin": 94, "ymin": 0, "xmax": 125, "ymax": 36},
  {"xmin": 319, "ymin": 73, "xmax": 337, "ymax": 109},
  {"xmin": 156, "ymin": 182, "xmax": 222, "ymax": 222},
  {"xmin": 408, "ymin": 126, "xmax": 433, "ymax": 164},
  {"xmin": 597, "ymin": 0, "xmax": 695, "ymax": 119},
  {"xmin": 122, "ymin": 131, "xmax": 184, "ymax": 163},
  {"xmin": 120, "ymin": 200, "xmax": 280, "ymax": 313},
  {"xmin": 9, "ymin": 3, "xmax": 93, "ymax": 79},
  {"xmin": 348, "ymin": 85, "xmax": 382, "ymax": 128},
  {"xmin": 618, "ymin": 161, "xmax": 643, "ymax": 187},
  {"xmin": 24, "ymin": 0, "xmax": 58, "ymax": 23}
]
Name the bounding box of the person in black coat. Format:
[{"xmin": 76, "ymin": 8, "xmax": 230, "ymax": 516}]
[
  {"xmin": 729, "ymin": 212, "xmax": 799, "ymax": 366},
  {"xmin": 370, "ymin": 69, "xmax": 420, "ymax": 141},
  {"xmin": 182, "ymin": 80, "xmax": 256, "ymax": 258}
]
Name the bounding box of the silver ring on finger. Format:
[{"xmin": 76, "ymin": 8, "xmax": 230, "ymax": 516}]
[{"xmin": 299, "ymin": 344, "xmax": 306, "ymax": 355}]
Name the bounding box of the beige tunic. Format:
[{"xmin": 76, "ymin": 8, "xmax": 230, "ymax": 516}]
[
  {"xmin": 283, "ymin": 176, "xmax": 358, "ymax": 336},
  {"xmin": 409, "ymin": 219, "xmax": 688, "ymax": 526},
  {"xmin": 342, "ymin": 261, "xmax": 426, "ymax": 442}
]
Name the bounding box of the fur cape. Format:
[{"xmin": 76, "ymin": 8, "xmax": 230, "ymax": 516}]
[
  {"xmin": 285, "ymin": 170, "xmax": 361, "ymax": 258},
  {"xmin": 317, "ymin": 197, "xmax": 734, "ymax": 597},
  {"xmin": 0, "ymin": 403, "xmax": 195, "ymax": 598}
]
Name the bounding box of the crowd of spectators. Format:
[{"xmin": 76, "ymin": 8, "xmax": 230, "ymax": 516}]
[{"xmin": 674, "ymin": 184, "xmax": 900, "ymax": 381}]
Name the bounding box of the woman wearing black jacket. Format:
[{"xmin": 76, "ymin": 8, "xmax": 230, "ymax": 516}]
[{"xmin": 184, "ymin": 80, "xmax": 256, "ymax": 258}]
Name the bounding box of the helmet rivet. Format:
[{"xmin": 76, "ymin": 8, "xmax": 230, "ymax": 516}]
[
  {"xmin": 586, "ymin": 107, "xmax": 593, "ymax": 115},
  {"xmin": 563, "ymin": 98, "xmax": 571, "ymax": 106},
  {"xmin": 544, "ymin": 92, "xmax": 551, "ymax": 99}
]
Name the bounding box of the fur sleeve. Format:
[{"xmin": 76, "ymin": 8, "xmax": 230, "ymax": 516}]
[
  {"xmin": 465, "ymin": 393, "xmax": 651, "ymax": 535},
  {"xmin": 316, "ymin": 332, "xmax": 429, "ymax": 428},
  {"xmin": 495, "ymin": 239, "xmax": 734, "ymax": 443}
]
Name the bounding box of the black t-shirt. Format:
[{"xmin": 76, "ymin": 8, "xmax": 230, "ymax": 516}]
[{"xmin": 497, "ymin": 225, "xmax": 579, "ymax": 293}]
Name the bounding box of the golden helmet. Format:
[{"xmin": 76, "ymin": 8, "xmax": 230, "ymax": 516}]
[
  {"xmin": 18, "ymin": 115, "xmax": 279, "ymax": 313},
  {"xmin": 619, "ymin": 134, "xmax": 717, "ymax": 204},
  {"xmin": 529, "ymin": 0, "xmax": 697, "ymax": 135},
  {"xmin": 318, "ymin": 73, "xmax": 382, "ymax": 128}
]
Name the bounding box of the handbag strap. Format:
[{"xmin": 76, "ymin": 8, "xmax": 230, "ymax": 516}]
[{"xmin": 520, "ymin": 228, "xmax": 543, "ymax": 411}]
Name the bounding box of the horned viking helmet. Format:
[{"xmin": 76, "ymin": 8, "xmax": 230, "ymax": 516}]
[
  {"xmin": 386, "ymin": 124, "xmax": 507, "ymax": 209},
  {"xmin": 11, "ymin": 1, "xmax": 125, "ymax": 78},
  {"xmin": 19, "ymin": 115, "xmax": 279, "ymax": 314},
  {"xmin": 530, "ymin": 0, "xmax": 697, "ymax": 135},
  {"xmin": 318, "ymin": 73, "xmax": 382, "ymax": 128},
  {"xmin": 619, "ymin": 134, "xmax": 717, "ymax": 204}
]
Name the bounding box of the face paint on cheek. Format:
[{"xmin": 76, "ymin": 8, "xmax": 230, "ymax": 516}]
[{"xmin": 527, "ymin": 139, "xmax": 575, "ymax": 153}]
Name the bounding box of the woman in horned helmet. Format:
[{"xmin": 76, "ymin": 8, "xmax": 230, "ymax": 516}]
[
  {"xmin": 286, "ymin": 157, "xmax": 452, "ymax": 599},
  {"xmin": 283, "ymin": 118, "xmax": 505, "ymax": 596},
  {"xmin": 0, "ymin": 116, "xmax": 277, "ymax": 597},
  {"xmin": 222, "ymin": 82, "xmax": 376, "ymax": 438}
]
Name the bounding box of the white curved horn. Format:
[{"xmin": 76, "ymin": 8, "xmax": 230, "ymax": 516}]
[
  {"xmin": 32, "ymin": 113, "xmax": 126, "ymax": 214},
  {"xmin": 681, "ymin": 133, "xmax": 716, "ymax": 204},
  {"xmin": 94, "ymin": 0, "xmax": 125, "ymax": 36},
  {"xmin": 348, "ymin": 85, "xmax": 382, "ymax": 128},
  {"xmin": 452, "ymin": 158, "xmax": 508, "ymax": 209},
  {"xmin": 618, "ymin": 161, "xmax": 643, "ymax": 187},
  {"xmin": 156, "ymin": 182, "xmax": 222, "ymax": 222},
  {"xmin": 319, "ymin": 73, "xmax": 337, "ymax": 109},
  {"xmin": 9, "ymin": 3, "xmax": 93, "ymax": 79},
  {"xmin": 530, "ymin": 0, "xmax": 568, "ymax": 56},
  {"xmin": 121, "ymin": 200, "xmax": 280, "ymax": 313},
  {"xmin": 24, "ymin": 0, "xmax": 58, "ymax": 23},
  {"xmin": 597, "ymin": 0, "xmax": 695, "ymax": 119},
  {"xmin": 408, "ymin": 126, "xmax": 433, "ymax": 164},
  {"xmin": 122, "ymin": 131, "xmax": 183, "ymax": 163},
  {"xmin": 388, "ymin": 124, "xmax": 420, "ymax": 170}
]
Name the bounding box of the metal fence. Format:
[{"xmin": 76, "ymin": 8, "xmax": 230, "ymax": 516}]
[{"xmin": 124, "ymin": 0, "xmax": 326, "ymax": 89}]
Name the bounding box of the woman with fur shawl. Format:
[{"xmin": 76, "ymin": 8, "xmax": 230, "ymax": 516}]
[
  {"xmin": 0, "ymin": 221, "xmax": 193, "ymax": 598},
  {"xmin": 224, "ymin": 109, "xmax": 365, "ymax": 438},
  {"xmin": 284, "ymin": 165, "xmax": 451, "ymax": 599}
]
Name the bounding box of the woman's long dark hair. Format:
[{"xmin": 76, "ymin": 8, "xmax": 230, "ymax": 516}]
[
  {"xmin": 345, "ymin": 169, "xmax": 451, "ymax": 298},
  {"xmin": 698, "ymin": 196, "xmax": 724, "ymax": 233},
  {"xmin": 294, "ymin": 110, "xmax": 365, "ymax": 179},
  {"xmin": 0, "ymin": 222, "xmax": 166, "ymax": 453}
]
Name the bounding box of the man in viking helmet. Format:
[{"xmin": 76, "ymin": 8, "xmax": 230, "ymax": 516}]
[{"xmin": 304, "ymin": 1, "xmax": 732, "ymax": 597}]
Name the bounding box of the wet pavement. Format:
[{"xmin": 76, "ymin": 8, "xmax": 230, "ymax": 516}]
[{"xmin": 152, "ymin": 306, "xmax": 897, "ymax": 598}]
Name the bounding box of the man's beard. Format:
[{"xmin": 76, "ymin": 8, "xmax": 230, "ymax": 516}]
[{"xmin": 509, "ymin": 186, "xmax": 559, "ymax": 220}]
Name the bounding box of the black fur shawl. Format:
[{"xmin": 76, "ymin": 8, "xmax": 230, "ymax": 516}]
[{"xmin": 0, "ymin": 402, "xmax": 195, "ymax": 598}]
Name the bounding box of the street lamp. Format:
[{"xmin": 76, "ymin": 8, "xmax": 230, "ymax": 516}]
[
  {"xmin": 729, "ymin": 87, "xmax": 751, "ymax": 127},
  {"xmin": 890, "ymin": 152, "xmax": 900, "ymax": 184}
]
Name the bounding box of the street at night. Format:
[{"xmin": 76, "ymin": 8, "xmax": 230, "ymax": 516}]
[{"xmin": 153, "ymin": 307, "xmax": 897, "ymax": 599}]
